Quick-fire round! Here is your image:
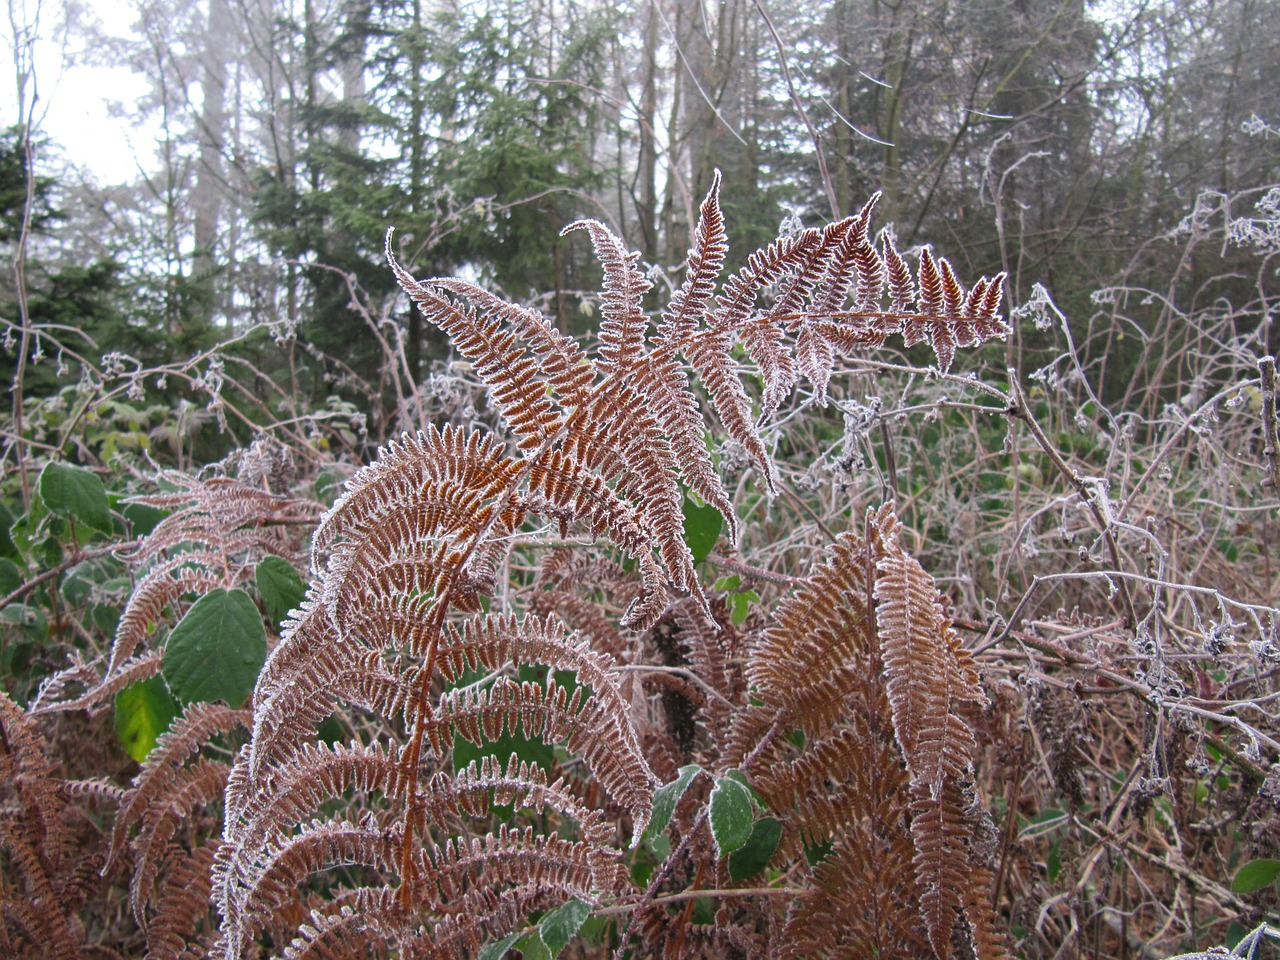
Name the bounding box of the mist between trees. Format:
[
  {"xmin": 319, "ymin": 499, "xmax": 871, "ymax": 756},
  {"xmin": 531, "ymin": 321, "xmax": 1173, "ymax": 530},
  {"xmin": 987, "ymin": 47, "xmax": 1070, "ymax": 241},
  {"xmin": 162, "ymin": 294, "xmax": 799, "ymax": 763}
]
[{"xmin": 3, "ymin": 0, "xmax": 1278, "ymax": 435}]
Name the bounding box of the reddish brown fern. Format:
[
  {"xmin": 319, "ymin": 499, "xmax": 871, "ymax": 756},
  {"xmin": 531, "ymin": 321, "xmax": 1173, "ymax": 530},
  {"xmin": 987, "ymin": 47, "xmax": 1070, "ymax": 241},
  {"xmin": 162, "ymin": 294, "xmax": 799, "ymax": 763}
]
[{"xmin": 205, "ymin": 174, "xmax": 1008, "ymax": 959}]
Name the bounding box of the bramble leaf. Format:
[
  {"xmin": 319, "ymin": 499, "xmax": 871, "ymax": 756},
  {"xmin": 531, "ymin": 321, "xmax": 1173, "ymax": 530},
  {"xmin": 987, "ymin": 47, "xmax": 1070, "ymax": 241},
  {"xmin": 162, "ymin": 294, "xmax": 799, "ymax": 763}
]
[
  {"xmin": 37, "ymin": 462, "xmax": 112, "ymax": 533},
  {"xmin": 162, "ymin": 588, "xmax": 266, "ymax": 706},
  {"xmin": 645, "ymin": 764, "xmax": 700, "ymax": 842},
  {"xmin": 709, "ymin": 775, "xmax": 754, "ymax": 857}
]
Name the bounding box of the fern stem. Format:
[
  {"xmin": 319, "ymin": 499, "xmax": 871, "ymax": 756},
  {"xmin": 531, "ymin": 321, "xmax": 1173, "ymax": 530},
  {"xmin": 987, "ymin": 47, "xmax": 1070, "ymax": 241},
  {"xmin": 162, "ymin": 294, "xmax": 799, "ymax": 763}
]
[
  {"xmin": 705, "ymin": 553, "xmax": 801, "ymax": 587},
  {"xmin": 592, "ymin": 884, "xmax": 801, "ymax": 918}
]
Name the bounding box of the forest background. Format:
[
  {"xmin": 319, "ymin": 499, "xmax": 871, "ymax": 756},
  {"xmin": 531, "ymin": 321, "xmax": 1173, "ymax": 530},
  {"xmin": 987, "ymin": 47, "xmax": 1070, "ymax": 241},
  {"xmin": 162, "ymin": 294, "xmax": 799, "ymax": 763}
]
[{"xmin": 3, "ymin": 0, "xmax": 1280, "ymax": 957}]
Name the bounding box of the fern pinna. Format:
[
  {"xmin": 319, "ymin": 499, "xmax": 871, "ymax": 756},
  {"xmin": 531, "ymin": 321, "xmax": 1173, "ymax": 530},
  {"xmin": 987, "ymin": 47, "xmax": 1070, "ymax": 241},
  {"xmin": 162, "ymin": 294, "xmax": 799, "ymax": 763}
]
[{"xmin": 211, "ymin": 174, "xmax": 1008, "ymax": 958}]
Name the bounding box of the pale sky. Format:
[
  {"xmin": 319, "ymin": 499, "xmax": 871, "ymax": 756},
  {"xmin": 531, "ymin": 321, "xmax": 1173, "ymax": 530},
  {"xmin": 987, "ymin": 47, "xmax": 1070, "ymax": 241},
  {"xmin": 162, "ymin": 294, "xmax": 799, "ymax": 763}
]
[{"xmin": 2, "ymin": 0, "xmax": 154, "ymax": 185}]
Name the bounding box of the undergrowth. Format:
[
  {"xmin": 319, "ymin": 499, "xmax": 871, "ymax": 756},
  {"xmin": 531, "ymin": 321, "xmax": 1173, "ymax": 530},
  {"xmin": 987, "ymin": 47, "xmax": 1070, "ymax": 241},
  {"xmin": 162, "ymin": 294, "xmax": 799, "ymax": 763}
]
[{"xmin": 1, "ymin": 172, "xmax": 1279, "ymax": 959}]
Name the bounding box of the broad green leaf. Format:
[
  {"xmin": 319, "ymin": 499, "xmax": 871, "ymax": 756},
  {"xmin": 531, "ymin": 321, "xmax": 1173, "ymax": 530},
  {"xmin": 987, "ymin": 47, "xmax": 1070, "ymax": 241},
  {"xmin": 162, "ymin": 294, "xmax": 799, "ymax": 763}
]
[
  {"xmin": 315, "ymin": 469, "xmax": 346, "ymax": 505},
  {"xmin": 476, "ymin": 931, "xmax": 522, "ymax": 960},
  {"xmin": 115, "ymin": 676, "xmax": 179, "ymax": 762},
  {"xmin": 255, "ymin": 555, "xmax": 306, "ymax": 624},
  {"xmin": 728, "ymin": 817, "xmax": 782, "ymax": 881},
  {"xmin": 681, "ymin": 498, "xmax": 723, "ymax": 564},
  {"xmin": 709, "ymin": 775, "xmax": 754, "ymax": 857},
  {"xmin": 1046, "ymin": 839, "xmax": 1062, "ymax": 882},
  {"xmin": 539, "ymin": 898, "xmax": 591, "ymax": 955},
  {"xmin": 121, "ymin": 501, "xmax": 168, "ymax": 537},
  {"xmin": 61, "ymin": 556, "xmax": 124, "ymax": 607},
  {"xmin": 0, "ymin": 602, "xmax": 46, "ymax": 640},
  {"xmin": 730, "ymin": 589, "xmax": 758, "ymax": 626},
  {"xmin": 723, "ymin": 768, "xmax": 765, "ymax": 805},
  {"xmin": 1232, "ymin": 858, "xmax": 1280, "ymax": 893},
  {"xmin": 0, "ymin": 500, "xmax": 16, "ymax": 558},
  {"xmin": 644, "ymin": 764, "xmax": 700, "ymax": 843},
  {"xmin": 514, "ymin": 931, "xmax": 552, "ymax": 960},
  {"xmin": 0, "ymin": 557, "xmax": 24, "ymax": 598},
  {"xmin": 162, "ymin": 589, "xmax": 266, "ymax": 706},
  {"xmin": 37, "ymin": 462, "xmax": 112, "ymax": 532}
]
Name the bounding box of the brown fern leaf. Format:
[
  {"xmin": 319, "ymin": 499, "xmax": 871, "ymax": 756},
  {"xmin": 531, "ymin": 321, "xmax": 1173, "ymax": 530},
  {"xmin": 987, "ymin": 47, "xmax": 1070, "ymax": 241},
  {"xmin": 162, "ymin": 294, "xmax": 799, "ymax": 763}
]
[
  {"xmin": 216, "ymin": 741, "xmax": 410, "ymax": 949},
  {"xmin": 704, "ymin": 227, "xmax": 824, "ymax": 456},
  {"xmin": 386, "ymin": 259, "xmax": 565, "ymax": 451},
  {"xmin": 122, "ymin": 472, "xmax": 319, "ymax": 566},
  {"xmin": 274, "ymin": 900, "xmax": 392, "ymax": 960},
  {"xmin": 108, "ymin": 701, "xmax": 250, "ymax": 869},
  {"xmin": 647, "ymin": 172, "xmax": 740, "ymax": 543},
  {"xmin": 563, "ymin": 217, "xmax": 651, "ymax": 373},
  {"xmin": 781, "ymin": 832, "xmax": 930, "ymax": 960},
  {"xmin": 425, "ymin": 753, "xmax": 606, "ymax": 831},
  {"xmin": 427, "ymin": 674, "xmax": 655, "ymax": 838},
  {"xmin": 428, "ymin": 823, "xmax": 625, "ymax": 903},
  {"xmin": 0, "ymin": 692, "xmax": 85, "ymax": 960},
  {"xmin": 128, "ymin": 757, "xmax": 229, "ymax": 923},
  {"xmin": 404, "ymin": 883, "xmax": 581, "ymax": 960},
  {"xmin": 884, "ymin": 234, "xmax": 915, "ymax": 314},
  {"xmin": 245, "ymin": 597, "xmax": 385, "ymax": 782},
  {"xmin": 436, "ymin": 613, "xmax": 648, "ymax": 761},
  {"xmin": 899, "ymin": 248, "xmax": 1009, "ymax": 372},
  {"xmin": 872, "ymin": 505, "xmax": 985, "ymax": 791},
  {"xmin": 525, "ymin": 446, "xmax": 672, "ymax": 628},
  {"xmin": 668, "ymin": 597, "xmax": 740, "ymax": 749},
  {"xmin": 107, "ymin": 552, "xmax": 234, "ymax": 675},
  {"xmin": 753, "ymin": 216, "xmax": 867, "ymax": 416},
  {"xmin": 562, "ymin": 383, "xmax": 702, "ymax": 613},
  {"xmin": 142, "ymin": 842, "xmax": 220, "ymax": 960},
  {"xmin": 724, "ymin": 531, "xmax": 879, "ymax": 765},
  {"xmin": 660, "ymin": 169, "xmax": 728, "ymax": 344},
  {"xmin": 33, "ymin": 650, "xmax": 163, "ymax": 716},
  {"xmin": 800, "ymin": 196, "xmax": 885, "ymax": 402},
  {"xmin": 312, "ymin": 425, "xmax": 523, "ymax": 566},
  {"xmin": 755, "ymin": 720, "xmax": 902, "ymax": 860},
  {"xmin": 430, "ymin": 277, "xmax": 597, "ymax": 407},
  {"xmin": 963, "ymin": 863, "xmax": 1013, "ymax": 960},
  {"xmin": 231, "ymin": 817, "xmax": 400, "ymax": 954},
  {"xmin": 872, "ymin": 504, "xmax": 994, "ymax": 959}
]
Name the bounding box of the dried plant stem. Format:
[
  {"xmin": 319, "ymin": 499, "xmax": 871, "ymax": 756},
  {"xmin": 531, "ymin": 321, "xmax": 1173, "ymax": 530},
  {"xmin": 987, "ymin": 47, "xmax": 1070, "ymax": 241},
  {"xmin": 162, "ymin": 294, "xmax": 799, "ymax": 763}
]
[
  {"xmin": 1259, "ymin": 356, "xmax": 1280, "ymax": 492},
  {"xmin": 1006, "ymin": 372, "xmax": 1139, "ymax": 628}
]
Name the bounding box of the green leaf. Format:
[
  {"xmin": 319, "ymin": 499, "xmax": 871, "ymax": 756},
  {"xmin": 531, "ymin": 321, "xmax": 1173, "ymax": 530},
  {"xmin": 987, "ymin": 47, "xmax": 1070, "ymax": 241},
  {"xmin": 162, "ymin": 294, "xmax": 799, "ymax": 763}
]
[
  {"xmin": 1231, "ymin": 858, "xmax": 1280, "ymax": 893},
  {"xmin": 61, "ymin": 556, "xmax": 124, "ymax": 607},
  {"xmin": 728, "ymin": 817, "xmax": 782, "ymax": 881},
  {"xmin": 115, "ymin": 676, "xmax": 179, "ymax": 762},
  {"xmin": 0, "ymin": 557, "xmax": 24, "ymax": 598},
  {"xmin": 730, "ymin": 589, "xmax": 758, "ymax": 626},
  {"xmin": 539, "ymin": 898, "xmax": 591, "ymax": 955},
  {"xmin": 709, "ymin": 775, "xmax": 754, "ymax": 857},
  {"xmin": 0, "ymin": 500, "xmax": 17, "ymax": 558},
  {"xmin": 477, "ymin": 931, "xmax": 522, "ymax": 960},
  {"xmin": 681, "ymin": 497, "xmax": 722, "ymax": 564},
  {"xmin": 0, "ymin": 602, "xmax": 46, "ymax": 640},
  {"xmin": 1046, "ymin": 839, "xmax": 1062, "ymax": 882},
  {"xmin": 162, "ymin": 589, "xmax": 266, "ymax": 706},
  {"xmin": 256, "ymin": 555, "xmax": 306, "ymax": 625},
  {"xmin": 514, "ymin": 931, "xmax": 552, "ymax": 960},
  {"xmin": 315, "ymin": 469, "xmax": 346, "ymax": 506},
  {"xmin": 644, "ymin": 764, "xmax": 700, "ymax": 843},
  {"xmin": 723, "ymin": 768, "xmax": 764, "ymax": 805},
  {"xmin": 37, "ymin": 462, "xmax": 113, "ymax": 533},
  {"xmin": 121, "ymin": 501, "xmax": 168, "ymax": 537}
]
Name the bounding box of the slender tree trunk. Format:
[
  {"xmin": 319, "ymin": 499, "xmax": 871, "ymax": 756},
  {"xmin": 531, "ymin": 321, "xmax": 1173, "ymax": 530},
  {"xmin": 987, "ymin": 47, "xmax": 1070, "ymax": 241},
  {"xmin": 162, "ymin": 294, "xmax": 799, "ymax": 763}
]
[{"xmin": 192, "ymin": 0, "xmax": 235, "ymax": 305}]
